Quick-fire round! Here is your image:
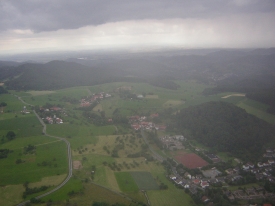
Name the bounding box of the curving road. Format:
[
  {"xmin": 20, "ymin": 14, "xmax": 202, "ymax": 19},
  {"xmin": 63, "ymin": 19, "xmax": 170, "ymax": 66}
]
[{"xmin": 14, "ymin": 95, "xmax": 72, "ymax": 206}]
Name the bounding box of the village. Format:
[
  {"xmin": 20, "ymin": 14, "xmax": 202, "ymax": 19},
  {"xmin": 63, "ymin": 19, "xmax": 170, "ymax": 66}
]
[
  {"xmin": 129, "ymin": 114, "xmax": 166, "ymax": 131},
  {"xmin": 80, "ymin": 92, "xmax": 112, "ymax": 107},
  {"xmin": 166, "ymin": 147, "xmax": 275, "ymax": 204}
]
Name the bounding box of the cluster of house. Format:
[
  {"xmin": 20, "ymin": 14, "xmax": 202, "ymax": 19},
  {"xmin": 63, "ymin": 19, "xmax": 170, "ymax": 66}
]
[
  {"xmin": 44, "ymin": 115, "xmax": 63, "ymax": 124},
  {"xmin": 40, "ymin": 106, "xmax": 62, "ymax": 112},
  {"xmin": 21, "ymin": 106, "xmax": 30, "ymax": 114},
  {"xmin": 80, "ymin": 92, "xmax": 111, "ymax": 107},
  {"xmin": 129, "ymin": 114, "xmax": 166, "ymax": 131},
  {"xmin": 225, "ymin": 187, "xmax": 275, "ymax": 202},
  {"xmin": 160, "ymin": 135, "xmax": 185, "ymax": 150},
  {"xmin": 169, "ymin": 171, "xmax": 212, "ymax": 195}
]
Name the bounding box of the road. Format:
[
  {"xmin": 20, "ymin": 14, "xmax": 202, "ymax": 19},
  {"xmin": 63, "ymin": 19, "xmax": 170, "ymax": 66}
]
[
  {"xmin": 141, "ymin": 130, "xmax": 165, "ymax": 162},
  {"xmin": 14, "ymin": 95, "xmax": 73, "ymax": 206}
]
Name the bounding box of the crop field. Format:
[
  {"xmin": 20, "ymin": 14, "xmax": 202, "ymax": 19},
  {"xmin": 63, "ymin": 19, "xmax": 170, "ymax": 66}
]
[
  {"xmin": 115, "ymin": 172, "xmax": 139, "ymax": 192},
  {"xmin": 174, "ymin": 152, "xmax": 208, "ymax": 169},
  {"xmin": 131, "ymin": 171, "xmax": 159, "ymax": 190}
]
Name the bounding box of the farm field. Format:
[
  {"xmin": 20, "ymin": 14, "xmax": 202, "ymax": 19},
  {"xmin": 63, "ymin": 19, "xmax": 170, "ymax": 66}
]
[
  {"xmin": 1, "ymin": 80, "xmax": 275, "ymax": 205},
  {"xmin": 131, "ymin": 171, "xmax": 159, "ymax": 190},
  {"xmin": 115, "ymin": 172, "xmax": 139, "ymax": 192}
]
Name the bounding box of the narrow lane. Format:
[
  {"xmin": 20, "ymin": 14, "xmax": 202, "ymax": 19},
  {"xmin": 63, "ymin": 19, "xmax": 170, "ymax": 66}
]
[{"xmin": 14, "ymin": 95, "xmax": 72, "ymax": 206}]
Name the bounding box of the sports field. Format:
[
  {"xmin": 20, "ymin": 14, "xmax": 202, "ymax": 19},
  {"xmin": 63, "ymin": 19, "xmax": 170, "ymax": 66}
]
[{"xmin": 174, "ymin": 152, "xmax": 208, "ymax": 169}]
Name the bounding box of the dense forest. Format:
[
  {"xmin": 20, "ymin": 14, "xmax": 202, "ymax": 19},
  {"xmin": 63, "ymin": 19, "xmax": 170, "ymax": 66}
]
[{"xmin": 176, "ymin": 101, "xmax": 275, "ymax": 160}]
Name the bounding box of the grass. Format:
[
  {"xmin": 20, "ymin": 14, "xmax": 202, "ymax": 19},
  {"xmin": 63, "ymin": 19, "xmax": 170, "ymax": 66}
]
[
  {"xmin": 0, "ymin": 184, "xmax": 25, "ymax": 206},
  {"xmin": 26, "ymin": 90, "xmax": 56, "ymax": 96},
  {"xmin": 47, "ymin": 124, "xmax": 115, "ymax": 139},
  {"xmin": 131, "ymin": 171, "xmax": 159, "ymax": 190},
  {"xmin": 114, "ymin": 172, "xmax": 139, "ymax": 192},
  {"xmin": 0, "ymin": 138, "xmax": 68, "ymax": 185},
  {"xmin": 41, "ymin": 177, "xmax": 83, "ymax": 201},
  {"xmin": 29, "ymin": 174, "xmax": 67, "ymax": 188},
  {"xmin": 237, "ymin": 99, "xmax": 275, "ymax": 124}
]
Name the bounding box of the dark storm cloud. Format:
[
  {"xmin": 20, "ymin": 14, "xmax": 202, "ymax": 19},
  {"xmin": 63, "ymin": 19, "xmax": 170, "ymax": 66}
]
[{"xmin": 1, "ymin": 0, "xmax": 275, "ymax": 32}]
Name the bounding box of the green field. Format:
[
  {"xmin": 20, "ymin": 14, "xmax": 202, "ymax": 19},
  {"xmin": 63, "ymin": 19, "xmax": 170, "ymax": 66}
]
[
  {"xmin": 131, "ymin": 171, "xmax": 159, "ymax": 190},
  {"xmin": 115, "ymin": 172, "xmax": 139, "ymax": 192},
  {"xmin": 1, "ymin": 80, "xmax": 275, "ymax": 205},
  {"xmin": 0, "ymin": 137, "xmax": 68, "ymax": 185}
]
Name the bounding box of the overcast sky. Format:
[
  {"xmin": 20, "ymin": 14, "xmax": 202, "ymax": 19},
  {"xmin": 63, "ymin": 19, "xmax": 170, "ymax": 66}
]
[{"xmin": 0, "ymin": 0, "xmax": 275, "ymax": 54}]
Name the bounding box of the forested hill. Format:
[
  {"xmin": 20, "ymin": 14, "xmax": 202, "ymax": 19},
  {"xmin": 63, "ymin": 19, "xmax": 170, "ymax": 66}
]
[
  {"xmin": 2, "ymin": 61, "xmax": 113, "ymax": 90},
  {"xmin": 176, "ymin": 101, "xmax": 275, "ymax": 160}
]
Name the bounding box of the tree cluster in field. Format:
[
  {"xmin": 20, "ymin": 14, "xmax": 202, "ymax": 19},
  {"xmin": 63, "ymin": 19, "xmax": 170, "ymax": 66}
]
[
  {"xmin": 23, "ymin": 144, "xmax": 36, "ymax": 154},
  {"xmin": 176, "ymin": 101, "xmax": 275, "ymax": 161},
  {"xmin": 0, "ymin": 102, "xmax": 7, "ymax": 107},
  {"xmin": 37, "ymin": 158, "xmax": 58, "ymax": 168},
  {"xmin": 1, "ymin": 131, "xmax": 16, "ymax": 144},
  {"xmin": 0, "ymin": 149, "xmax": 13, "ymax": 159},
  {"xmin": 103, "ymin": 161, "xmax": 139, "ymax": 171},
  {"xmin": 22, "ymin": 182, "xmax": 49, "ymax": 199}
]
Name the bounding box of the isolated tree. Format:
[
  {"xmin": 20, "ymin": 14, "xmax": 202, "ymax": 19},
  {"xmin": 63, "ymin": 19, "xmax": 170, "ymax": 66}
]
[
  {"xmin": 6, "ymin": 131, "xmax": 16, "ymax": 140},
  {"xmin": 0, "ymin": 102, "xmax": 7, "ymax": 107}
]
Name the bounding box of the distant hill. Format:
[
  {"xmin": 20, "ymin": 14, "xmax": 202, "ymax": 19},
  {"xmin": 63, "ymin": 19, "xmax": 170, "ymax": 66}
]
[
  {"xmin": 1, "ymin": 48, "xmax": 275, "ymax": 91},
  {"xmin": 0, "ymin": 61, "xmax": 21, "ymax": 67},
  {"xmin": 3, "ymin": 60, "xmax": 113, "ymax": 90}
]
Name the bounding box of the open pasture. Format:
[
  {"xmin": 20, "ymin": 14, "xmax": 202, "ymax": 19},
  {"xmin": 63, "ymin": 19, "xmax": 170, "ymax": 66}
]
[
  {"xmin": 0, "ymin": 115, "xmax": 42, "ymax": 137},
  {"xmin": 0, "ymin": 94, "xmax": 25, "ymax": 111},
  {"xmin": 131, "ymin": 171, "xmax": 159, "ymax": 190},
  {"xmin": 174, "ymin": 152, "xmax": 208, "ymax": 169},
  {"xmin": 115, "ymin": 172, "xmax": 139, "ymax": 192},
  {"xmin": 0, "ymin": 139, "xmax": 67, "ymax": 185}
]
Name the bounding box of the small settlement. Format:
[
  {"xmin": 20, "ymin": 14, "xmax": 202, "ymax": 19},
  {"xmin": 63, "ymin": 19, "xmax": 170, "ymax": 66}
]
[{"xmin": 129, "ymin": 114, "xmax": 166, "ymax": 131}]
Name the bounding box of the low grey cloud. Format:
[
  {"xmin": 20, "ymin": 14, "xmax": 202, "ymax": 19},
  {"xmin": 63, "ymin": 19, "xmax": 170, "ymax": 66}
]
[
  {"xmin": 0, "ymin": 0, "xmax": 274, "ymax": 32},
  {"xmin": 0, "ymin": 0, "xmax": 274, "ymax": 54}
]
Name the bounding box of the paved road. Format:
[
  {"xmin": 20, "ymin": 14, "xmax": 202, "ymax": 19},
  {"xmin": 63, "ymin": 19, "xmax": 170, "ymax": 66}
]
[
  {"xmin": 141, "ymin": 130, "xmax": 165, "ymax": 162},
  {"xmin": 14, "ymin": 95, "xmax": 72, "ymax": 206}
]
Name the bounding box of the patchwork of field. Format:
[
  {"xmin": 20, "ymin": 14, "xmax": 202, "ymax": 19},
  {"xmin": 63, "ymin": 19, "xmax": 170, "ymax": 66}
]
[
  {"xmin": 1, "ymin": 80, "xmax": 275, "ymax": 205},
  {"xmin": 115, "ymin": 172, "xmax": 139, "ymax": 192},
  {"xmin": 174, "ymin": 152, "xmax": 208, "ymax": 169}
]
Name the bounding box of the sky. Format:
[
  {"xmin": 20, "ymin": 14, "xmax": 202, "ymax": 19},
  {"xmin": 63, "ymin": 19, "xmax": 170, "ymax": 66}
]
[{"xmin": 0, "ymin": 0, "xmax": 275, "ymax": 54}]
